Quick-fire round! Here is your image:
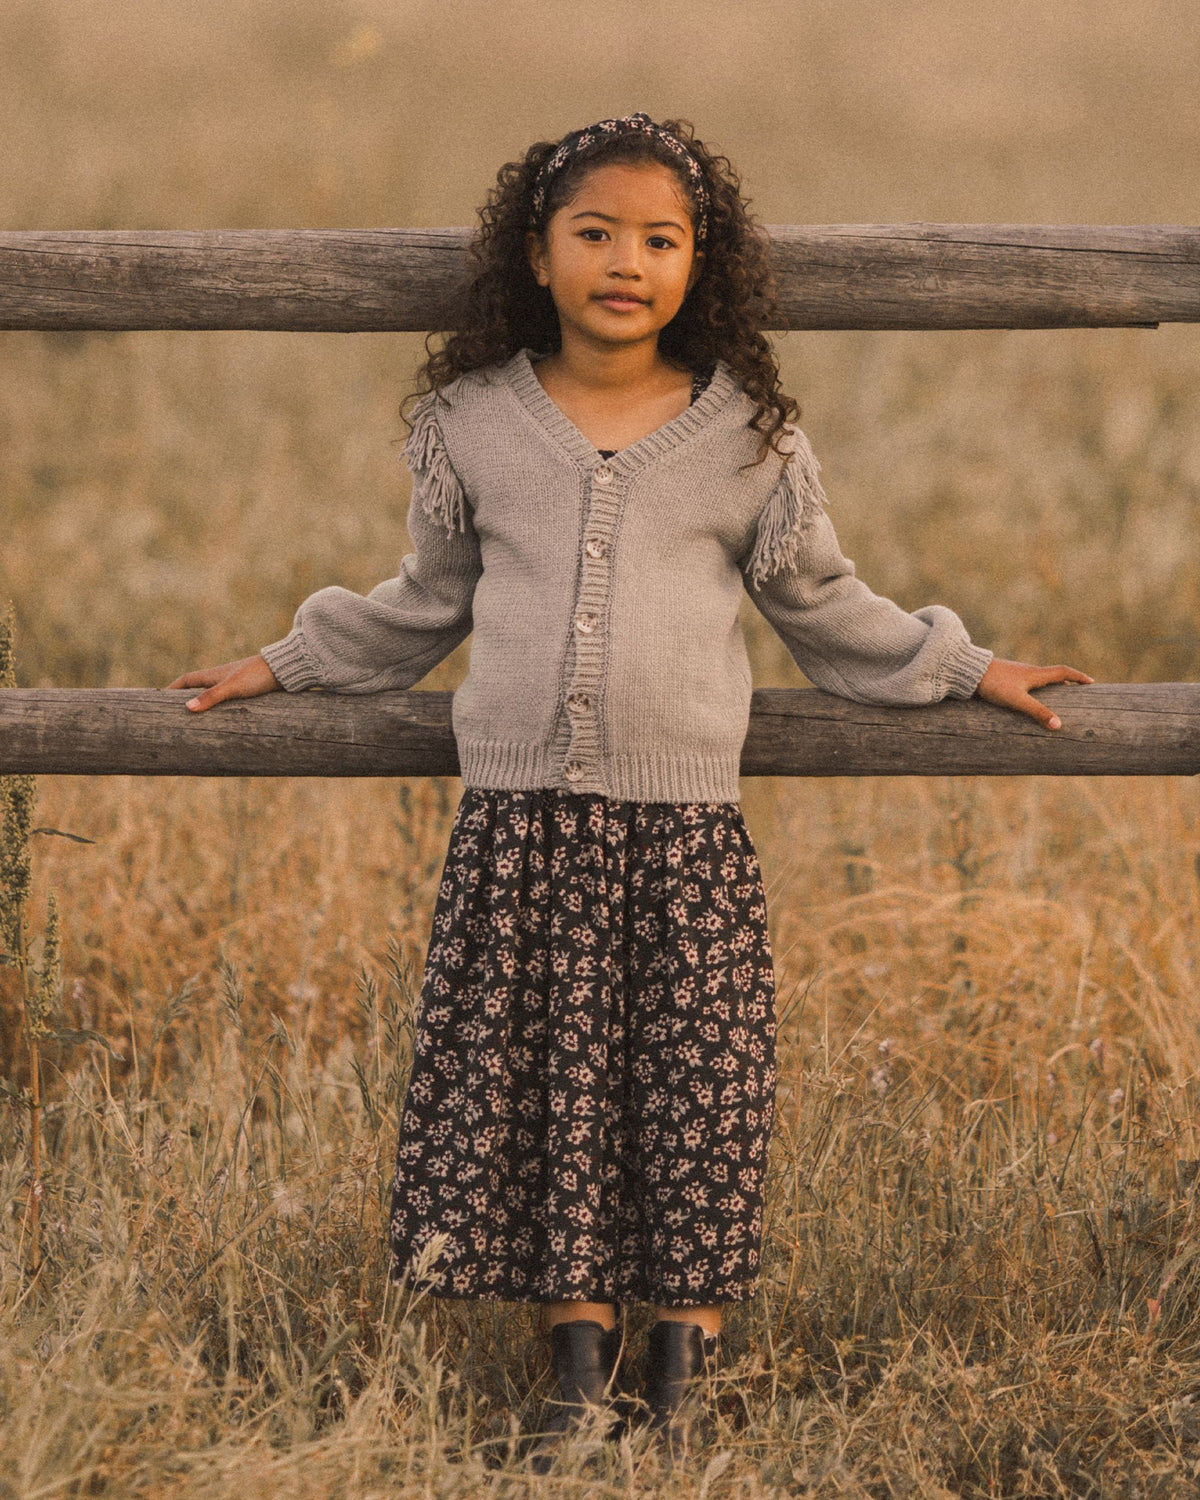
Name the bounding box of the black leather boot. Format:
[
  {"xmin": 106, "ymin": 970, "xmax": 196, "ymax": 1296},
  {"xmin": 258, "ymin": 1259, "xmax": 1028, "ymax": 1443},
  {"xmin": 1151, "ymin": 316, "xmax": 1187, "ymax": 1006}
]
[
  {"xmin": 644, "ymin": 1320, "xmax": 718, "ymax": 1459},
  {"xmin": 528, "ymin": 1319, "xmax": 624, "ymax": 1474}
]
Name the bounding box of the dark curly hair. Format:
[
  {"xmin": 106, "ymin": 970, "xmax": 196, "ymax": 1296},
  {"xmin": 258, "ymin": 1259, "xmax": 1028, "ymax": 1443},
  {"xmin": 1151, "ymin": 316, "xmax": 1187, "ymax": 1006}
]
[{"xmin": 408, "ymin": 118, "xmax": 798, "ymax": 462}]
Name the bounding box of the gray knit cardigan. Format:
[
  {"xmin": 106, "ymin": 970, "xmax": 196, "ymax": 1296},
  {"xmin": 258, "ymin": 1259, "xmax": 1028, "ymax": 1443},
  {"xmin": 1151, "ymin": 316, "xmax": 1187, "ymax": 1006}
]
[{"xmin": 261, "ymin": 350, "xmax": 993, "ymax": 802}]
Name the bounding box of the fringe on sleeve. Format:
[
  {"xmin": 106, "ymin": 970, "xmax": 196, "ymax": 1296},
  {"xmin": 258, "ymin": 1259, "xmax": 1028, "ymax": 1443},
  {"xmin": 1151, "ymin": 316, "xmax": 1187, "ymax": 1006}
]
[
  {"xmin": 746, "ymin": 427, "xmax": 828, "ymax": 589},
  {"xmin": 402, "ymin": 394, "xmax": 468, "ymax": 535}
]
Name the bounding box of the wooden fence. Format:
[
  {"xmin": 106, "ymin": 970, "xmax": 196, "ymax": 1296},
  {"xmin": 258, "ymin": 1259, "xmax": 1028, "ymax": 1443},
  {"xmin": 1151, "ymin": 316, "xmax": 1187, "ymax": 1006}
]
[
  {"xmin": 3, "ymin": 225, "xmax": 1199, "ymax": 331},
  {"xmin": 1, "ymin": 224, "xmax": 1198, "ymax": 777}
]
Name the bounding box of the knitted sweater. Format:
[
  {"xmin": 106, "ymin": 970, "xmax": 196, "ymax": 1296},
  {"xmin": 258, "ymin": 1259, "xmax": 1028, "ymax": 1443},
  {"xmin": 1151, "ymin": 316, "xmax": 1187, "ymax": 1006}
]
[{"xmin": 261, "ymin": 350, "xmax": 993, "ymax": 802}]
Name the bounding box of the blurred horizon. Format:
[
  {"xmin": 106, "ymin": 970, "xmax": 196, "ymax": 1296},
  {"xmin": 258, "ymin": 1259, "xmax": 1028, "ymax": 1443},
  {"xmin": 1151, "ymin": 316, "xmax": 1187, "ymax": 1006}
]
[{"xmin": 4, "ymin": 0, "xmax": 1199, "ymax": 231}]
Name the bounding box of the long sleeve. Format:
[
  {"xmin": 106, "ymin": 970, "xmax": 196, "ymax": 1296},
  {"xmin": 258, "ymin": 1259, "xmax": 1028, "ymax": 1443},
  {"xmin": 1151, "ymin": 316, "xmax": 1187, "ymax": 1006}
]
[
  {"xmin": 261, "ymin": 405, "xmax": 481, "ymax": 693},
  {"xmin": 743, "ymin": 442, "xmax": 992, "ymax": 705}
]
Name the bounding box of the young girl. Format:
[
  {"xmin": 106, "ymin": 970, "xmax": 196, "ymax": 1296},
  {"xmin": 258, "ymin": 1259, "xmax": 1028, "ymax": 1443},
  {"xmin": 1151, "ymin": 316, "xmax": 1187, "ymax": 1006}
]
[{"xmin": 170, "ymin": 113, "xmax": 1090, "ymax": 1461}]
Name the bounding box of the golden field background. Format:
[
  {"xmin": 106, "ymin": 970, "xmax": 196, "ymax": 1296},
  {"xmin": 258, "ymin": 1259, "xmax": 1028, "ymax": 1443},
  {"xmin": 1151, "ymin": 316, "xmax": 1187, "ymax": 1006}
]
[{"xmin": 2, "ymin": 1, "xmax": 1200, "ymax": 1494}]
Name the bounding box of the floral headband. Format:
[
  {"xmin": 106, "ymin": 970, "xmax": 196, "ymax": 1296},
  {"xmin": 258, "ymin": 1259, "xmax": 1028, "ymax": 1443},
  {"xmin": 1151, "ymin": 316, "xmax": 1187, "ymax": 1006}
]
[{"xmin": 529, "ymin": 113, "xmax": 710, "ymax": 245}]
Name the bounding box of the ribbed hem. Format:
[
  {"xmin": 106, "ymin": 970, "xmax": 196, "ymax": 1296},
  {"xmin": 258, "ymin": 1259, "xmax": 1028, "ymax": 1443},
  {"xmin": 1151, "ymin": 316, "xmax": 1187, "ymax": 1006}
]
[
  {"xmin": 260, "ymin": 630, "xmax": 325, "ymax": 692},
  {"xmin": 938, "ymin": 641, "xmax": 995, "ymax": 699},
  {"xmin": 458, "ymin": 739, "xmax": 551, "ymax": 789},
  {"xmin": 457, "ymin": 740, "xmax": 742, "ymax": 804},
  {"xmin": 606, "ymin": 751, "xmax": 742, "ymax": 803}
]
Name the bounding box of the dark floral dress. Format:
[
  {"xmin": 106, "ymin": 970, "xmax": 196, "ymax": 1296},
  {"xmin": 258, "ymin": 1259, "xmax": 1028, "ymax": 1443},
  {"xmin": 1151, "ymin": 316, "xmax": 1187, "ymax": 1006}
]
[{"xmin": 388, "ymin": 789, "xmax": 776, "ymax": 1307}]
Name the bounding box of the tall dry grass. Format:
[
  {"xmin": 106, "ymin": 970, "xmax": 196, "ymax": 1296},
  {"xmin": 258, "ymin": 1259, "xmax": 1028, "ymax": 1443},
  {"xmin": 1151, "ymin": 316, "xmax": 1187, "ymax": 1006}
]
[{"xmin": 2, "ymin": 0, "xmax": 1200, "ymax": 1493}]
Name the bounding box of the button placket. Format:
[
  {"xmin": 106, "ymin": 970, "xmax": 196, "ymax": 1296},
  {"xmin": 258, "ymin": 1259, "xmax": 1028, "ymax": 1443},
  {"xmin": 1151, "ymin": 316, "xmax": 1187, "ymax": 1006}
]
[{"xmin": 557, "ymin": 460, "xmax": 623, "ymax": 791}]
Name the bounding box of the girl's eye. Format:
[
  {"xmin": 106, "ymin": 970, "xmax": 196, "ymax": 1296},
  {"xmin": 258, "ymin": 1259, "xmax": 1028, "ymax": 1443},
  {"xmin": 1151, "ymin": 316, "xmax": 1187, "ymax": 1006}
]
[{"xmin": 576, "ymin": 228, "xmax": 678, "ymax": 248}]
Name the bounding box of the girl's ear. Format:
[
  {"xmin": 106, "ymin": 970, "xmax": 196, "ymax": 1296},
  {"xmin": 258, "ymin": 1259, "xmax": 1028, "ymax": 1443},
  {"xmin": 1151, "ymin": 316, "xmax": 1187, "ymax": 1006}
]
[
  {"xmin": 685, "ymin": 250, "xmax": 705, "ymax": 295},
  {"xmin": 526, "ymin": 230, "xmax": 550, "ymax": 287}
]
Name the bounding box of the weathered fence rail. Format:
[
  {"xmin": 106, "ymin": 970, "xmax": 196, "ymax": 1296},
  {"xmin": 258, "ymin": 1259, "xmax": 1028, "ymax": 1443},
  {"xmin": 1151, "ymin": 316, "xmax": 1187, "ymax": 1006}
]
[
  {"xmin": 2, "ymin": 225, "xmax": 1198, "ymax": 332},
  {"xmin": 1, "ymin": 685, "xmax": 1196, "ymax": 778}
]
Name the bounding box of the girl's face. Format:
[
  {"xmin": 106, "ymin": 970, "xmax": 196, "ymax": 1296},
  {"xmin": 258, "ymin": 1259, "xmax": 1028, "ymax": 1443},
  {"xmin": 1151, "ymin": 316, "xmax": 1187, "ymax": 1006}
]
[{"xmin": 526, "ymin": 161, "xmax": 704, "ymax": 355}]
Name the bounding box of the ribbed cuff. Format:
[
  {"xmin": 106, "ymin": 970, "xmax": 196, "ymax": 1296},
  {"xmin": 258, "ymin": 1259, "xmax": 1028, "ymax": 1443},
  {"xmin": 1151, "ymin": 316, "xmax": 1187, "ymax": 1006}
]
[
  {"xmin": 260, "ymin": 630, "xmax": 325, "ymax": 692},
  {"xmin": 939, "ymin": 641, "xmax": 994, "ymax": 699}
]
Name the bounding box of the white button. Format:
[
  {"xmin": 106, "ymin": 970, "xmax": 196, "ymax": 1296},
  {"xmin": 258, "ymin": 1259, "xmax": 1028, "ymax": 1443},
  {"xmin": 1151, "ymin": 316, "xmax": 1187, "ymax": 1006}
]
[
  {"xmin": 563, "ymin": 760, "xmax": 585, "ymax": 782},
  {"xmin": 574, "ymin": 612, "xmax": 596, "ymax": 634},
  {"xmin": 585, "ymin": 538, "xmax": 607, "ymax": 560},
  {"xmin": 593, "ymin": 464, "xmax": 613, "ymax": 484},
  {"xmin": 567, "ymin": 691, "xmax": 591, "ymax": 714}
]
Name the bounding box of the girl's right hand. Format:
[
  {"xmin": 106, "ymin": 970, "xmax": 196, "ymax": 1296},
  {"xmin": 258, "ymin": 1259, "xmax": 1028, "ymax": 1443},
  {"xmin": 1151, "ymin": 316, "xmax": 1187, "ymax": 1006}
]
[{"xmin": 166, "ymin": 655, "xmax": 281, "ymax": 713}]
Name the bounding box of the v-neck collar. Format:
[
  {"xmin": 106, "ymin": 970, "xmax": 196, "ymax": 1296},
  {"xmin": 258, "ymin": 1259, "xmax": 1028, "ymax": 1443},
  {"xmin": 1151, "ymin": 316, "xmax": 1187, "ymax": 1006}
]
[{"xmin": 503, "ymin": 348, "xmax": 739, "ymax": 473}]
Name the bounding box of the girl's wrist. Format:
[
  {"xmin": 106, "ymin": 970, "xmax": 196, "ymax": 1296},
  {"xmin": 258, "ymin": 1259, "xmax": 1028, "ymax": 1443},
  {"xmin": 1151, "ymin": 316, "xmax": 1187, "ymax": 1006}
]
[{"xmin": 259, "ymin": 632, "xmax": 322, "ymax": 693}]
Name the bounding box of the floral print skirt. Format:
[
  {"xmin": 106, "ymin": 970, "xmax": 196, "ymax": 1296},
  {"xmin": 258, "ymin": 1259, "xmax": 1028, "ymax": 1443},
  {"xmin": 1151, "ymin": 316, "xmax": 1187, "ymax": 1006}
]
[{"xmin": 387, "ymin": 788, "xmax": 776, "ymax": 1307}]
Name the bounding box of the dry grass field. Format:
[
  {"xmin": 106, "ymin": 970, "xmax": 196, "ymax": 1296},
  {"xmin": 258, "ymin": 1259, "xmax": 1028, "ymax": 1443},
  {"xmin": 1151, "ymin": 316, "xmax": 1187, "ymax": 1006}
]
[{"xmin": 2, "ymin": 1, "xmax": 1200, "ymax": 1494}]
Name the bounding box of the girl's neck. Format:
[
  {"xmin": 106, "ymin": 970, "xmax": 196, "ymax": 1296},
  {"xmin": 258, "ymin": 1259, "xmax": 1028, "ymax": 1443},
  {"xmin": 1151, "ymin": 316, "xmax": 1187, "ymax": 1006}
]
[
  {"xmin": 538, "ymin": 332, "xmax": 684, "ymax": 398},
  {"xmin": 531, "ymin": 337, "xmax": 696, "ymax": 453}
]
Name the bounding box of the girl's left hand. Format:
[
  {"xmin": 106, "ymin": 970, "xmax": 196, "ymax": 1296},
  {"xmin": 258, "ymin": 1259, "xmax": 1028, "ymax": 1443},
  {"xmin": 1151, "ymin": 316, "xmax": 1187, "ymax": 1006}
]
[
  {"xmin": 166, "ymin": 655, "xmax": 281, "ymax": 712},
  {"xmin": 975, "ymin": 658, "xmax": 1094, "ymax": 730}
]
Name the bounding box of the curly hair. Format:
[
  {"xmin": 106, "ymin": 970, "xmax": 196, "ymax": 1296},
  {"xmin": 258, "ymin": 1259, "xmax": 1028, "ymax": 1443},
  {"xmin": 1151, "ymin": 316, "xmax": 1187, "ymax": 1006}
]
[{"xmin": 408, "ymin": 118, "xmax": 798, "ymax": 462}]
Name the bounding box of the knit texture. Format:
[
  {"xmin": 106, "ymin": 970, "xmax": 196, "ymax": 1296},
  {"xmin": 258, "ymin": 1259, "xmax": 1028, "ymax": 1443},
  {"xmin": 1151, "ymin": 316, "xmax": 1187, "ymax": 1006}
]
[{"xmin": 261, "ymin": 350, "xmax": 993, "ymax": 802}]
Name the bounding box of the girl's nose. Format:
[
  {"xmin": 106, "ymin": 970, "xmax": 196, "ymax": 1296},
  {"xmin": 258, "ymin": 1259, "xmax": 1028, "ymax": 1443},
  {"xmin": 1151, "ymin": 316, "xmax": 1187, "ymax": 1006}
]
[{"xmin": 606, "ymin": 235, "xmax": 645, "ymax": 277}]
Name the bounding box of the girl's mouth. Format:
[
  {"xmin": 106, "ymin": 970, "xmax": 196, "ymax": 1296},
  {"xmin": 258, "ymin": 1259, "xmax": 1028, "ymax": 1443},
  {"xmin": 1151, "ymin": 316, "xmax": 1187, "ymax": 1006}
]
[{"xmin": 597, "ymin": 294, "xmax": 648, "ymax": 310}]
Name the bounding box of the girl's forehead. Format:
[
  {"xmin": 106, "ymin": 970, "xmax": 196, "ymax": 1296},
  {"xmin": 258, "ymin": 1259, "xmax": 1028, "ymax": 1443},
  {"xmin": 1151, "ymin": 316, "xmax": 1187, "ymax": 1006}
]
[{"xmin": 557, "ymin": 160, "xmax": 692, "ymax": 218}]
